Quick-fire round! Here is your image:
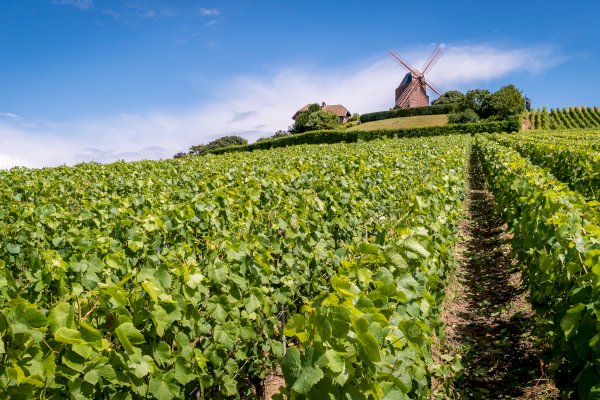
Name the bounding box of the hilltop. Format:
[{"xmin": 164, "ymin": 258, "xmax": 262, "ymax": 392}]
[{"xmin": 346, "ymin": 114, "xmax": 448, "ymax": 131}]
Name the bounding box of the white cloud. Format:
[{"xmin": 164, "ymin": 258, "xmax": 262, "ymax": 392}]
[
  {"xmin": 198, "ymin": 7, "xmax": 220, "ymax": 16},
  {"xmin": 0, "ymin": 44, "xmax": 559, "ymax": 169},
  {"xmin": 1, "ymin": 112, "xmax": 37, "ymax": 129},
  {"xmin": 52, "ymin": 0, "xmax": 94, "ymax": 10},
  {"xmin": 0, "ymin": 112, "xmax": 23, "ymax": 120}
]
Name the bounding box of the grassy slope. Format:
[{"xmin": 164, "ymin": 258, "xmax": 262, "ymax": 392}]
[{"xmin": 348, "ymin": 114, "xmax": 449, "ymax": 131}]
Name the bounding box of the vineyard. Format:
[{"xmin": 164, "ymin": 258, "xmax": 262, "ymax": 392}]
[
  {"xmin": 1, "ymin": 127, "xmax": 599, "ymax": 398},
  {"xmin": 525, "ymin": 107, "xmax": 600, "ymax": 130},
  {"xmin": 0, "ymin": 136, "xmax": 469, "ymax": 399}
]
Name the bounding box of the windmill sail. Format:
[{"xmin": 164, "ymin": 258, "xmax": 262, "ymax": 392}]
[{"xmin": 389, "ymin": 47, "xmax": 443, "ymax": 109}]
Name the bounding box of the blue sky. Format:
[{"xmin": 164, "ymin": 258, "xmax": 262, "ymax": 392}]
[{"xmin": 0, "ymin": 0, "xmax": 599, "ymax": 167}]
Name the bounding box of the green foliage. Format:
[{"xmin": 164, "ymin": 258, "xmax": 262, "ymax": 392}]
[
  {"xmin": 255, "ymin": 130, "xmax": 290, "ymax": 143},
  {"xmin": 305, "ymin": 110, "xmax": 341, "ymax": 131},
  {"xmin": 431, "ymin": 90, "xmax": 464, "ymax": 108},
  {"xmin": 207, "ymin": 119, "xmax": 519, "ymax": 156},
  {"xmin": 199, "ymin": 136, "xmax": 248, "ymax": 155},
  {"xmin": 290, "ymin": 104, "xmax": 321, "ymax": 134},
  {"xmin": 180, "ymin": 136, "xmax": 248, "ymax": 158},
  {"xmin": 475, "ymin": 134, "xmax": 600, "ymax": 398},
  {"xmin": 447, "ymin": 109, "xmax": 480, "ymax": 124},
  {"xmin": 493, "ymin": 131, "xmax": 600, "ymax": 200},
  {"xmin": 480, "ymin": 84, "xmax": 524, "ymax": 119},
  {"xmin": 360, "ymin": 105, "xmax": 453, "ymax": 123},
  {"xmin": 277, "ymin": 135, "xmax": 469, "ymax": 399},
  {"xmin": 347, "ymin": 113, "xmax": 360, "ymax": 122},
  {"xmin": 0, "ymin": 135, "xmax": 469, "ymax": 399},
  {"xmin": 458, "ymin": 89, "xmax": 491, "ymax": 116}
]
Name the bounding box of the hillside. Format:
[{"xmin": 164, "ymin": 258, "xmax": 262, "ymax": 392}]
[{"xmin": 348, "ymin": 114, "xmax": 448, "ymax": 131}]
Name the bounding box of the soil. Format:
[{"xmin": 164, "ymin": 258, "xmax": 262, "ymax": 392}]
[
  {"xmin": 440, "ymin": 149, "xmax": 559, "ymax": 399},
  {"xmin": 262, "ymin": 366, "xmax": 285, "ymax": 400}
]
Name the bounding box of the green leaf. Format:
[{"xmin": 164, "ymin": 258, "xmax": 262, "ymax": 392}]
[
  {"xmin": 281, "ymin": 347, "xmax": 302, "ymax": 386},
  {"xmin": 324, "ymin": 349, "xmax": 344, "ymax": 373},
  {"xmin": 399, "ymin": 320, "xmax": 425, "ymax": 346},
  {"xmin": 80, "ymin": 321, "xmax": 102, "ymax": 343},
  {"xmin": 173, "ymin": 356, "xmax": 195, "ymax": 385},
  {"xmin": 282, "ymin": 347, "xmax": 324, "ymax": 395},
  {"xmin": 115, "ymin": 322, "xmax": 146, "ymax": 355},
  {"xmin": 127, "ymin": 239, "xmax": 144, "ymax": 252},
  {"xmin": 142, "ymin": 280, "xmax": 161, "ymax": 302},
  {"xmin": 561, "ymin": 304, "xmax": 585, "ymax": 337},
  {"xmin": 292, "ymin": 365, "xmax": 323, "ymax": 395},
  {"xmin": 383, "ymin": 246, "xmax": 409, "ymax": 269},
  {"xmin": 357, "ymin": 331, "xmax": 381, "ymax": 362},
  {"xmin": 402, "ymin": 237, "xmax": 430, "ymax": 258},
  {"xmin": 54, "ymin": 327, "xmax": 85, "ymax": 344},
  {"xmin": 48, "ymin": 302, "xmax": 74, "ymax": 334},
  {"xmin": 153, "ymin": 341, "xmax": 171, "ymax": 365},
  {"xmin": 6, "ymin": 243, "xmax": 21, "ymax": 254},
  {"xmin": 221, "ymin": 374, "xmax": 238, "ymax": 396},
  {"xmin": 148, "ymin": 375, "xmax": 179, "ymax": 400},
  {"xmin": 357, "ymin": 242, "xmax": 379, "ymax": 254},
  {"xmin": 213, "ymin": 322, "xmax": 239, "ymax": 349},
  {"xmin": 245, "ymin": 294, "xmax": 262, "ymax": 314},
  {"xmin": 131, "ymin": 355, "xmax": 155, "ymax": 378}
]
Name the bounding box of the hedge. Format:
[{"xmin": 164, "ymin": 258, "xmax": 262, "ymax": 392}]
[
  {"xmin": 359, "ymin": 104, "xmax": 454, "ymax": 123},
  {"xmin": 206, "ymin": 118, "xmax": 519, "ymax": 156}
]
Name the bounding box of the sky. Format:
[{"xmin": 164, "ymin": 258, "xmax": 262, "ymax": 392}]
[{"xmin": 1, "ymin": 0, "xmax": 599, "ymax": 168}]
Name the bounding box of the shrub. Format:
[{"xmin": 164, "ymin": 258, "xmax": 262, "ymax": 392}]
[
  {"xmin": 447, "ymin": 109, "xmax": 480, "ymax": 124},
  {"xmin": 207, "ymin": 119, "xmax": 519, "ymax": 156},
  {"xmin": 431, "ymin": 90, "xmax": 464, "ymax": 108}
]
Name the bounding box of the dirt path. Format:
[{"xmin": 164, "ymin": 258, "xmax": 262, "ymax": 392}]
[{"xmin": 441, "ymin": 148, "xmax": 558, "ymax": 399}]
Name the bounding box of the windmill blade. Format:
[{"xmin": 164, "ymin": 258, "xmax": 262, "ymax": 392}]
[
  {"xmin": 421, "ymin": 47, "xmax": 443, "ymax": 75},
  {"xmin": 396, "ymin": 80, "xmax": 419, "ymax": 108},
  {"xmin": 425, "ymin": 80, "xmax": 443, "ymax": 96},
  {"xmin": 395, "ymin": 83, "xmax": 414, "ymax": 108},
  {"xmin": 388, "ymin": 50, "xmax": 421, "ymax": 76}
]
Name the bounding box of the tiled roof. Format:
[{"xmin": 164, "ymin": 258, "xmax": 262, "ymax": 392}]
[{"xmin": 292, "ymin": 103, "xmax": 351, "ymax": 119}]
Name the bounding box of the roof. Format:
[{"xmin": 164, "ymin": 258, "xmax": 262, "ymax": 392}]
[
  {"xmin": 400, "ymin": 72, "xmax": 413, "ymax": 86},
  {"xmin": 292, "ymin": 103, "xmax": 351, "ymax": 120}
]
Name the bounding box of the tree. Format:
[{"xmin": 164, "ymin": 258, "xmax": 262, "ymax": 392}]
[
  {"xmin": 272, "ymin": 129, "xmax": 289, "ymax": 138},
  {"xmin": 203, "ymin": 135, "xmax": 247, "ymax": 152},
  {"xmin": 177, "ymin": 135, "xmax": 248, "ymax": 158},
  {"xmin": 290, "ymin": 104, "xmax": 321, "ymax": 134},
  {"xmin": 347, "ymin": 113, "xmax": 360, "ymax": 122},
  {"xmin": 432, "ymin": 90, "xmax": 464, "ymax": 108},
  {"xmin": 481, "ymin": 85, "xmax": 524, "ymax": 119},
  {"xmin": 305, "ymin": 110, "xmax": 340, "ymax": 131},
  {"xmin": 459, "ymin": 89, "xmax": 491, "ymax": 116},
  {"xmin": 189, "ymin": 144, "xmax": 207, "ymax": 156},
  {"xmin": 255, "ymin": 130, "xmax": 290, "ymax": 143}
]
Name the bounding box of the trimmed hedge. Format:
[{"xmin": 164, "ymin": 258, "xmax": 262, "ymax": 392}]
[
  {"xmin": 207, "ymin": 118, "xmax": 519, "ymax": 156},
  {"xmin": 360, "ymin": 104, "xmax": 454, "ymax": 123}
]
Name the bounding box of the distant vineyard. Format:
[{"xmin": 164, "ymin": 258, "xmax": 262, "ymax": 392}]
[
  {"xmin": 525, "ymin": 107, "xmax": 600, "ymax": 130},
  {"xmin": 0, "ymin": 136, "xmax": 468, "ymax": 399}
]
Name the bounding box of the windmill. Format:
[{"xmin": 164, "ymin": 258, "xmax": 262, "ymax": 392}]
[{"xmin": 388, "ymin": 47, "xmax": 443, "ymax": 109}]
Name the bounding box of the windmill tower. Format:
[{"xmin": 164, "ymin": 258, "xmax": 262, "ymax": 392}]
[{"xmin": 388, "ymin": 47, "xmax": 443, "ymax": 109}]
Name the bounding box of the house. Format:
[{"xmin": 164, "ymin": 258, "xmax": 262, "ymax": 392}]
[{"xmin": 292, "ymin": 102, "xmax": 352, "ymax": 124}]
